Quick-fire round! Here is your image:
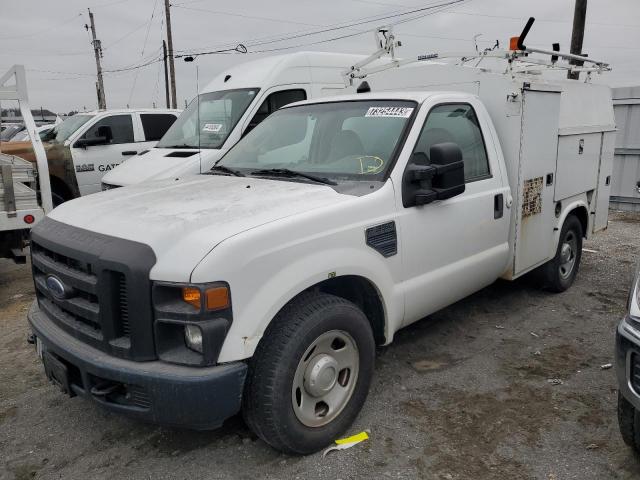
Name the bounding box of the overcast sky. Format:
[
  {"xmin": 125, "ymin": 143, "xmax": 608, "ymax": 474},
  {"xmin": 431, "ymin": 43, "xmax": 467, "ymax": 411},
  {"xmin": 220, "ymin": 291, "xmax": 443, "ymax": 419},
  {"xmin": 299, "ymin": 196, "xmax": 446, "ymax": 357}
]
[{"xmin": 1, "ymin": 0, "xmax": 638, "ymax": 113}]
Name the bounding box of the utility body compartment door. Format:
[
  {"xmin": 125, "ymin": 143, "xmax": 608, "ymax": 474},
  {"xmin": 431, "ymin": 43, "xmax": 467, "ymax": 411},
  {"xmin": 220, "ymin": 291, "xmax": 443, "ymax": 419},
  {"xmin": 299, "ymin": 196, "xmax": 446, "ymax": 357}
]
[
  {"xmin": 593, "ymin": 130, "xmax": 615, "ymax": 232},
  {"xmin": 513, "ymin": 89, "xmax": 561, "ymax": 276}
]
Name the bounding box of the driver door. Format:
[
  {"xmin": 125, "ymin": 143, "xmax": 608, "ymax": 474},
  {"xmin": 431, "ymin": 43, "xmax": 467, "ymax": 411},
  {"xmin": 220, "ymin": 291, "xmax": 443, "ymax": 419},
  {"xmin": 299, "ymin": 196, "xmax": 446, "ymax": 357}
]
[
  {"xmin": 71, "ymin": 114, "xmax": 138, "ymax": 195},
  {"xmin": 396, "ymin": 99, "xmax": 510, "ymax": 326}
]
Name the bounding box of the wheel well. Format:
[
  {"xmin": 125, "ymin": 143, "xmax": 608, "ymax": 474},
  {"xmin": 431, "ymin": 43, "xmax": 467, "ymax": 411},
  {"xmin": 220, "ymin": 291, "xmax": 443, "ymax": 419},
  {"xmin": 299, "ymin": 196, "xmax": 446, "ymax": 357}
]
[
  {"xmin": 310, "ymin": 275, "xmax": 386, "ymax": 345},
  {"xmin": 49, "ymin": 175, "xmax": 73, "ymax": 201},
  {"xmin": 567, "ymin": 206, "xmax": 588, "ymax": 238}
]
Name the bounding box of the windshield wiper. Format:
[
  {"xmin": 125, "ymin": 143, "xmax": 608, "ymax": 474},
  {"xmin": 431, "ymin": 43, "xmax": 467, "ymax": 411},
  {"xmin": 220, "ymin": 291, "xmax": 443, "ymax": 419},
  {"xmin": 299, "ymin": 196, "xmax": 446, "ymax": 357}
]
[
  {"xmin": 250, "ymin": 168, "xmax": 337, "ymax": 186},
  {"xmin": 208, "ymin": 165, "xmax": 245, "ymax": 177}
]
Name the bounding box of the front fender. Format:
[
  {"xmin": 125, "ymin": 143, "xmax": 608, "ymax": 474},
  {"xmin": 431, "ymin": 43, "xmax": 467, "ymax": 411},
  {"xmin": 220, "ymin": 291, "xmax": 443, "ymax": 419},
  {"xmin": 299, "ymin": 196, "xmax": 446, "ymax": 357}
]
[{"xmin": 227, "ymin": 247, "xmax": 400, "ymax": 362}]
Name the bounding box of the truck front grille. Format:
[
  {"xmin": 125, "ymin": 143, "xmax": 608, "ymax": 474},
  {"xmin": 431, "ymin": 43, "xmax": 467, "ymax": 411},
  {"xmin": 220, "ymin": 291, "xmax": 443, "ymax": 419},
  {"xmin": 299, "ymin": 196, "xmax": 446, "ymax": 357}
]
[
  {"xmin": 30, "ymin": 218, "xmax": 157, "ymax": 361},
  {"xmin": 32, "ymin": 243, "xmax": 103, "ymax": 336}
]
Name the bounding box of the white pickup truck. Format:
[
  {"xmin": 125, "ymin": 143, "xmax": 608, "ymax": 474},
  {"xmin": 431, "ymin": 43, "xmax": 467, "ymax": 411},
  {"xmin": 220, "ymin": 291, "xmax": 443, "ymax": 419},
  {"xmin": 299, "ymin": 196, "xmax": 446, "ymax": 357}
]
[{"xmin": 27, "ymin": 76, "xmax": 614, "ymax": 453}]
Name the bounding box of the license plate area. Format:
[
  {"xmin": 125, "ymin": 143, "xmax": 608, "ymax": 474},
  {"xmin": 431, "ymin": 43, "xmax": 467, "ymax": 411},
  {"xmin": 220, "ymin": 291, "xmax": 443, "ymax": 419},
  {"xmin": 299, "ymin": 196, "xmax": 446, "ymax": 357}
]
[{"xmin": 43, "ymin": 351, "xmax": 75, "ymax": 397}]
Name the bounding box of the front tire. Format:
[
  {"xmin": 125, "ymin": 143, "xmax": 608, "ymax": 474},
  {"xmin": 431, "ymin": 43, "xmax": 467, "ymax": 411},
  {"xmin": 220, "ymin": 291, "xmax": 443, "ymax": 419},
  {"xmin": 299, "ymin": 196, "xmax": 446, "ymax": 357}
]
[
  {"xmin": 618, "ymin": 391, "xmax": 640, "ymax": 452},
  {"xmin": 242, "ymin": 292, "xmax": 375, "ymax": 454},
  {"xmin": 540, "ymin": 214, "xmax": 583, "ymax": 292}
]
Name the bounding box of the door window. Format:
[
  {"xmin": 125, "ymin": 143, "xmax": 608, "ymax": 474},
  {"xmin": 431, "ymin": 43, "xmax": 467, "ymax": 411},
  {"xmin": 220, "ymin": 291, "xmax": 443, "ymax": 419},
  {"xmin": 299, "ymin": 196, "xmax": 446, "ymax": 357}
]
[
  {"xmin": 413, "ymin": 104, "xmax": 490, "ymax": 182},
  {"xmin": 82, "ymin": 115, "xmax": 134, "ymax": 144},
  {"xmin": 246, "ymin": 89, "xmax": 307, "ymax": 134},
  {"xmin": 140, "ymin": 113, "xmax": 177, "ymax": 141}
]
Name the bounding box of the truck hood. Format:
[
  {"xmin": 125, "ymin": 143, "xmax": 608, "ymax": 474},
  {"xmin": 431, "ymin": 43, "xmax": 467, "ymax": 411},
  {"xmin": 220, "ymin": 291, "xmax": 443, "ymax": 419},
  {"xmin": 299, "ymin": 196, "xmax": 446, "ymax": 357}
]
[
  {"xmin": 102, "ymin": 148, "xmax": 223, "ymax": 186},
  {"xmin": 48, "ymin": 175, "xmax": 350, "ymax": 280}
]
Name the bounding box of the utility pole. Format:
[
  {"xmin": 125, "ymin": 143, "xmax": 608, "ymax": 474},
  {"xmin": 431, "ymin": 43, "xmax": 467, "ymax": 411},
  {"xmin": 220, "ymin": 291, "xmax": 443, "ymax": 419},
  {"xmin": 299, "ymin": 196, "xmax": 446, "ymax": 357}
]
[
  {"xmin": 86, "ymin": 9, "xmax": 106, "ymax": 109},
  {"xmin": 164, "ymin": 0, "xmax": 177, "ymax": 109},
  {"xmin": 162, "ymin": 41, "xmax": 170, "ymax": 109},
  {"xmin": 568, "ymin": 0, "xmax": 587, "ymax": 80}
]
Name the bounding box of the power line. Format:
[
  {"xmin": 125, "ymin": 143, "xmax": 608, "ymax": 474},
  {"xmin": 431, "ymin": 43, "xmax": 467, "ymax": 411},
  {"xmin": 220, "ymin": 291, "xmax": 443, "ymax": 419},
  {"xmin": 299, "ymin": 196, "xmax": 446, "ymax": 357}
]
[
  {"xmin": 174, "ymin": 0, "xmax": 453, "ymax": 54},
  {"xmin": 0, "ymin": 13, "xmax": 83, "ymax": 40},
  {"xmin": 443, "ymin": 10, "xmax": 640, "ymax": 28},
  {"xmin": 128, "ymin": 0, "xmax": 160, "ymax": 106},
  {"xmin": 249, "ymin": 3, "xmax": 464, "ymax": 54},
  {"xmin": 102, "ymin": 19, "xmax": 153, "ymax": 50},
  {"xmin": 172, "ymin": 4, "xmax": 323, "ymax": 28},
  {"xmin": 178, "ymin": 0, "xmax": 466, "ymax": 58}
]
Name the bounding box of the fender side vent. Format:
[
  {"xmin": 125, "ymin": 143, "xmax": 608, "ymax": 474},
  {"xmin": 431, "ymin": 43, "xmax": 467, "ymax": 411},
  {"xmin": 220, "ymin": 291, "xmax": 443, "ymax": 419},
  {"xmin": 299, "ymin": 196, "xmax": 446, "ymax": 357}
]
[{"xmin": 366, "ymin": 221, "xmax": 397, "ymax": 258}]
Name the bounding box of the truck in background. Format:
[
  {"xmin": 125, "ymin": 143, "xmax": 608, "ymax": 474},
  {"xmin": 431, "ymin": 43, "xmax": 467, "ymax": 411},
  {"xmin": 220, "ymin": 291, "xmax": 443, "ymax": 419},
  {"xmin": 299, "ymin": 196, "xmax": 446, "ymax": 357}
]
[
  {"xmin": 0, "ymin": 65, "xmax": 52, "ymax": 262},
  {"xmin": 100, "ymin": 52, "xmax": 369, "ymax": 190},
  {"xmin": 3, "ymin": 109, "xmax": 180, "ymax": 205}
]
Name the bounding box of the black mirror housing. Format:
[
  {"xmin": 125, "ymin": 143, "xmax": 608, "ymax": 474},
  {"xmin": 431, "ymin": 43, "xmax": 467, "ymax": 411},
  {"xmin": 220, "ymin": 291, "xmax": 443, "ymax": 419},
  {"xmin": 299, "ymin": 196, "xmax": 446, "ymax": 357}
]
[
  {"xmin": 402, "ymin": 142, "xmax": 465, "ymax": 207},
  {"xmin": 75, "ymin": 136, "xmax": 109, "ymax": 148}
]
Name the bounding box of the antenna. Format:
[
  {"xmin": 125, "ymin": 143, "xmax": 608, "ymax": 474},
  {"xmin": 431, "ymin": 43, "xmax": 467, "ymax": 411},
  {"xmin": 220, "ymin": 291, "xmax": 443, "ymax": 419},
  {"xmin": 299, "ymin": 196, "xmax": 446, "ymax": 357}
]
[{"xmin": 196, "ymin": 65, "xmax": 202, "ymax": 174}]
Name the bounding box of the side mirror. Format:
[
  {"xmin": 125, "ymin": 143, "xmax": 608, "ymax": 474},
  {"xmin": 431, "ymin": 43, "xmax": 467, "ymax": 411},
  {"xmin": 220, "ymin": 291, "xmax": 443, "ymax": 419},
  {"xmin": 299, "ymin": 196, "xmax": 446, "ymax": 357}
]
[
  {"xmin": 402, "ymin": 142, "xmax": 465, "ymax": 207},
  {"xmin": 97, "ymin": 125, "xmax": 113, "ymax": 143},
  {"xmin": 75, "ymin": 125, "xmax": 112, "ymax": 148},
  {"xmin": 75, "ymin": 136, "xmax": 108, "ymax": 148}
]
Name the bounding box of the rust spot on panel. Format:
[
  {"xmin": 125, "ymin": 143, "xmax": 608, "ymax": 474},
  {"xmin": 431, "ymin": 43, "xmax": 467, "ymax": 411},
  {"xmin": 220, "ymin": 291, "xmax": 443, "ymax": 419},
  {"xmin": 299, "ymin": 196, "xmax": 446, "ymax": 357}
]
[{"xmin": 522, "ymin": 176, "xmax": 543, "ymax": 218}]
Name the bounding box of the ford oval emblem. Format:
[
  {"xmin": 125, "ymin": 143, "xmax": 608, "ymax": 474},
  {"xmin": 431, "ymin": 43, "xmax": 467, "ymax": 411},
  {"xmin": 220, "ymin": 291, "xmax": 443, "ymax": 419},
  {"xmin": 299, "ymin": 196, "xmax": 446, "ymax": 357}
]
[{"xmin": 46, "ymin": 275, "xmax": 68, "ymax": 299}]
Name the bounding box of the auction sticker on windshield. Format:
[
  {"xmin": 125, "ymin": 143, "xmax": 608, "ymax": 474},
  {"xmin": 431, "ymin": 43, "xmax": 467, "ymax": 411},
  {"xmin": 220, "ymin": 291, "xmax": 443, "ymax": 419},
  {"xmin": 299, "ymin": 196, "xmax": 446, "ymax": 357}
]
[
  {"xmin": 202, "ymin": 123, "xmax": 223, "ymax": 133},
  {"xmin": 365, "ymin": 106, "xmax": 414, "ymax": 118}
]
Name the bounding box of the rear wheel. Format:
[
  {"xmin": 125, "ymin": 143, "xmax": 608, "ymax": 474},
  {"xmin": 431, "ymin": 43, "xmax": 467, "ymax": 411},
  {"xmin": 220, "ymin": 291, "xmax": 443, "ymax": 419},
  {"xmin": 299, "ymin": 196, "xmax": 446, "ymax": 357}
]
[
  {"xmin": 540, "ymin": 214, "xmax": 583, "ymax": 292},
  {"xmin": 618, "ymin": 391, "xmax": 640, "ymax": 452},
  {"xmin": 242, "ymin": 292, "xmax": 375, "ymax": 454}
]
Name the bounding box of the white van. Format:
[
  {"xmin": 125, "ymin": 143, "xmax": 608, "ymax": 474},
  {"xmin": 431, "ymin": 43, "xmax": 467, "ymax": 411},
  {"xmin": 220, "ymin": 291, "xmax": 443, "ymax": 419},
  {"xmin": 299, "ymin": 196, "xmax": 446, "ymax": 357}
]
[{"xmin": 100, "ymin": 52, "xmax": 365, "ymax": 189}]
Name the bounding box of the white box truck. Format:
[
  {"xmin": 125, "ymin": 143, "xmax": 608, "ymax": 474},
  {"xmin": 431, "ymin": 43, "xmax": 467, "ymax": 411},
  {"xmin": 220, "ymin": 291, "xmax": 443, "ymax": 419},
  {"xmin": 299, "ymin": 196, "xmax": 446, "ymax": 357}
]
[{"xmin": 26, "ymin": 31, "xmax": 615, "ymax": 453}]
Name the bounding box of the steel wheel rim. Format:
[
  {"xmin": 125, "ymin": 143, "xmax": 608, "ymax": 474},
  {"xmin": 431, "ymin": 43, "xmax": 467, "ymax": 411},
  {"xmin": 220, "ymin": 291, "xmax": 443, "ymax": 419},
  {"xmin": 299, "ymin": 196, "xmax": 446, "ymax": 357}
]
[
  {"xmin": 559, "ymin": 230, "xmax": 578, "ymax": 279},
  {"xmin": 291, "ymin": 330, "xmax": 359, "ymax": 427}
]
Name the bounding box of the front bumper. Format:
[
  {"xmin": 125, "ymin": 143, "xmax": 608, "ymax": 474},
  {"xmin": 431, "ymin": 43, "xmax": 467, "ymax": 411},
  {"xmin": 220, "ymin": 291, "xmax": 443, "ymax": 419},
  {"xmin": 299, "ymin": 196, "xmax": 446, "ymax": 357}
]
[
  {"xmin": 28, "ymin": 302, "xmax": 247, "ymax": 430},
  {"xmin": 616, "ymin": 316, "xmax": 640, "ymax": 411}
]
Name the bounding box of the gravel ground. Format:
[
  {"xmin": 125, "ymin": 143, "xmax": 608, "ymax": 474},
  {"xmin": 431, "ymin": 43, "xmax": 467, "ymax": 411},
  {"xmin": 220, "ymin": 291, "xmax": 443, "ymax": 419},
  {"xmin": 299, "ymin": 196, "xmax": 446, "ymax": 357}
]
[{"xmin": 1, "ymin": 210, "xmax": 640, "ymax": 480}]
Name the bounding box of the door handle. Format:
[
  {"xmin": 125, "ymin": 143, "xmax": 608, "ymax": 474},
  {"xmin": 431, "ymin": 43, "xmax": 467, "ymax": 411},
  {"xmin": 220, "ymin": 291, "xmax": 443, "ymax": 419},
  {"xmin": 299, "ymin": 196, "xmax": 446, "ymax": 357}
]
[
  {"xmin": 494, "ymin": 193, "xmax": 504, "ymax": 219},
  {"xmin": 121, "ymin": 151, "xmax": 137, "ymax": 156}
]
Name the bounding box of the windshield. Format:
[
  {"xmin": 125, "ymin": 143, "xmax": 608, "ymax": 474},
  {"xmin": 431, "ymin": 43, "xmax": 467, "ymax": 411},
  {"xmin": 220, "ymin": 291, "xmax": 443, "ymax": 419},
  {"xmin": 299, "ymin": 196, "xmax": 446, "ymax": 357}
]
[
  {"xmin": 217, "ymin": 100, "xmax": 416, "ymax": 181},
  {"xmin": 0, "ymin": 124, "xmax": 24, "ymax": 141},
  {"xmin": 42, "ymin": 114, "xmax": 93, "ymax": 143},
  {"xmin": 10, "ymin": 126, "xmax": 53, "ymax": 142},
  {"xmin": 157, "ymin": 88, "xmax": 259, "ymax": 149}
]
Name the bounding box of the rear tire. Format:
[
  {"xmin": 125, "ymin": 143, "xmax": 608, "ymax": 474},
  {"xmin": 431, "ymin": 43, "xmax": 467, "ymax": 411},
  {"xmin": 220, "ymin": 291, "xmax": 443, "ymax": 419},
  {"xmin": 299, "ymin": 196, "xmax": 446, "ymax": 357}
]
[
  {"xmin": 242, "ymin": 292, "xmax": 375, "ymax": 454},
  {"xmin": 618, "ymin": 391, "xmax": 640, "ymax": 452},
  {"xmin": 540, "ymin": 214, "xmax": 583, "ymax": 292}
]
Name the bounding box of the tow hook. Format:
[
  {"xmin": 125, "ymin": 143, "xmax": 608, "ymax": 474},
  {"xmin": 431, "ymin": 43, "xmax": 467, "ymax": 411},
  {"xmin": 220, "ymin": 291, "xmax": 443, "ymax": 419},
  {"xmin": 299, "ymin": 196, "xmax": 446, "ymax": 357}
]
[
  {"xmin": 26, "ymin": 333, "xmax": 36, "ymax": 345},
  {"xmin": 90, "ymin": 381, "xmax": 122, "ymax": 397}
]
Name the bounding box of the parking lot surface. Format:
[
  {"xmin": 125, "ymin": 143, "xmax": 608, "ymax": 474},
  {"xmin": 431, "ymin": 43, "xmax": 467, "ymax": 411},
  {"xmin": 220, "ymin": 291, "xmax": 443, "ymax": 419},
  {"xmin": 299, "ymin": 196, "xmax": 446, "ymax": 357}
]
[{"xmin": 1, "ymin": 211, "xmax": 640, "ymax": 480}]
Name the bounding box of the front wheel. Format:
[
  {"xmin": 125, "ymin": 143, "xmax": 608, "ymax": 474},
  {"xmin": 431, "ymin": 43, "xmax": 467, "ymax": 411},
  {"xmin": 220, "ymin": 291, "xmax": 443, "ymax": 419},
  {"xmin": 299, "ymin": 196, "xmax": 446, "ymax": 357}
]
[
  {"xmin": 540, "ymin": 214, "xmax": 583, "ymax": 292},
  {"xmin": 242, "ymin": 292, "xmax": 375, "ymax": 454},
  {"xmin": 618, "ymin": 391, "xmax": 640, "ymax": 453}
]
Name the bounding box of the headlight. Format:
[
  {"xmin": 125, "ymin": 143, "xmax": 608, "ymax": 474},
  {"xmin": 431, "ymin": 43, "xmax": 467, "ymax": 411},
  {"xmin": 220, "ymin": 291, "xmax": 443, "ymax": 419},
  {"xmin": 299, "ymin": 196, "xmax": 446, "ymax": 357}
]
[
  {"xmin": 184, "ymin": 324, "xmax": 203, "ymax": 353},
  {"xmin": 153, "ymin": 281, "xmax": 232, "ymax": 366}
]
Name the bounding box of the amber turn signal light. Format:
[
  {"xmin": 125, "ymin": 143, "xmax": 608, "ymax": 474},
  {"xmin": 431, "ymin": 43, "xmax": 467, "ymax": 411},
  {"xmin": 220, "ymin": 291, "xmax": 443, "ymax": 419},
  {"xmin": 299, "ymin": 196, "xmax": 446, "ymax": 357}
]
[
  {"xmin": 182, "ymin": 287, "xmax": 201, "ymax": 309},
  {"xmin": 182, "ymin": 286, "xmax": 230, "ymax": 311},
  {"xmin": 205, "ymin": 286, "xmax": 230, "ymax": 311},
  {"xmin": 509, "ymin": 36, "xmax": 520, "ymax": 51}
]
